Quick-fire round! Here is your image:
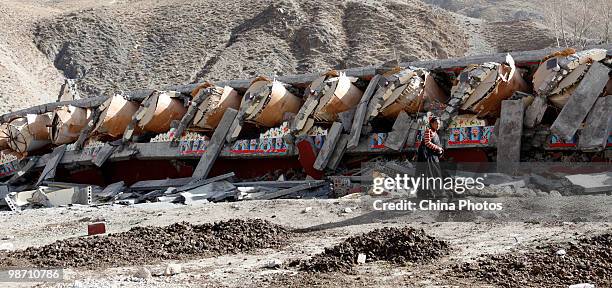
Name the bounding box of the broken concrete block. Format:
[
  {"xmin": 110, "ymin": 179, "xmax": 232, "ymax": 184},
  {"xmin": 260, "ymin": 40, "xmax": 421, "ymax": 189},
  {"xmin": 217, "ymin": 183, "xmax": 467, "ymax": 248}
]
[
  {"xmin": 164, "ymin": 263, "xmax": 182, "ymax": 275},
  {"xmin": 565, "ymin": 172, "xmax": 612, "ymax": 193}
]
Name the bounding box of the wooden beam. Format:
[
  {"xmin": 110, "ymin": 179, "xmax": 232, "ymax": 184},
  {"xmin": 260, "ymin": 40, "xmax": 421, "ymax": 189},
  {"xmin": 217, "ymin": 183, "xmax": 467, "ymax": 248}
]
[
  {"xmin": 327, "ymin": 134, "xmax": 350, "ymax": 171},
  {"xmin": 92, "ymin": 143, "xmax": 118, "ymax": 167},
  {"xmin": 74, "ymin": 104, "xmax": 104, "ymax": 150},
  {"xmin": 254, "ymin": 181, "xmax": 326, "ymax": 200},
  {"xmin": 550, "ymin": 62, "xmax": 611, "ymax": 139},
  {"xmin": 496, "ymin": 100, "xmax": 524, "ymax": 175},
  {"xmin": 348, "ymin": 75, "xmax": 382, "ymax": 149},
  {"xmin": 36, "ymin": 145, "xmax": 66, "ymax": 186},
  {"xmin": 384, "ymin": 111, "xmax": 413, "ymax": 151},
  {"xmin": 524, "ymin": 95, "xmax": 547, "ymax": 128},
  {"xmin": 191, "ymin": 108, "xmax": 238, "ymax": 181},
  {"xmin": 0, "ymin": 96, "xmax": 108, "ymax": 123},
  {"xmin": 578, "ymin": 96, "xmax": 612, "ymax": 151},
  {"xmin": 313, "ymin": 122, "xmax": 343, "ymax": 171}
]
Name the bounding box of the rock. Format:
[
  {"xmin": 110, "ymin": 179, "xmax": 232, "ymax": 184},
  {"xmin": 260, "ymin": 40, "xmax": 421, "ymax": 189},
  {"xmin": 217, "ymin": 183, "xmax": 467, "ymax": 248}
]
[
  {"xmin": 536, "ymin": 191, "xmax": 549, "ymax": 197},
  {"xmin": 343, "ymin": 207, "xmax": 352, "ymax": 213},
  {"xmin": 568, "ymin": 284, "xmax": 594, "ymax": 288},
  {"xmin": 302, "ymin": 207, "xmax": 312, "ymax": 213},
  {"xmin": 0, "ymin": 242, "xmax": 15, "ymax": 251},
  {"xmin": 357, "ymin": 253, "xmax": 367, "ymax": 264},
  {"xmin": 555, "ymin": 249, "xmax": 566, "ymax": 256},
  {"xmin": 134, "ymin": 267, "xmax": 152, "ymax": 279},
  {"xmin": 549, "ymin": 190, "xmax": 562, "ymax": 197},
  {"xmin": 1, "ymin": 235, "xmax": 14, "ymax": 240},
  {"xmin": 164, "ymin": 263, "xmax": 182, "ymax": 275},
  {"xmin": 265, "ymin": 259, "xmax": 283, "ymax": 269}
]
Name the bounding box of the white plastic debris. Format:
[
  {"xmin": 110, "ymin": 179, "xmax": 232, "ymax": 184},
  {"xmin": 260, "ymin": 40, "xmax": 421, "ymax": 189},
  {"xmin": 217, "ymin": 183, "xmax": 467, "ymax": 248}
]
[{"xmin": 357, "ymin": 253, "xmax": 367, "ymax": 264}]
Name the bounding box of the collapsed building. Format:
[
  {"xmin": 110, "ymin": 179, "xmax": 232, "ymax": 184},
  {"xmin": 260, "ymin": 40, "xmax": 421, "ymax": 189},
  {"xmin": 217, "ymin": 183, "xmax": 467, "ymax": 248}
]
[{"xmin": 0, "ymin": 46, "xmax": 610, "ymax": 210}]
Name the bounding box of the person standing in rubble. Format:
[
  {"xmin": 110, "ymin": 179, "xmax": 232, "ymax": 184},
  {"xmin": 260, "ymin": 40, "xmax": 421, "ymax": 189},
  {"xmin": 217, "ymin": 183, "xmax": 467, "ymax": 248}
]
[{"xmin": 416, "ymin": 115, "xmax": 444, "ymax": 198}]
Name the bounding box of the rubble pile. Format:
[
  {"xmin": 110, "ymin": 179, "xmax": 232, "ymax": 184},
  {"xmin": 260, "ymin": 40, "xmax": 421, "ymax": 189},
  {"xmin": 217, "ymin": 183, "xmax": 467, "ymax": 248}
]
[
  {"xmin": 297, "ymin": 227, "xmax": 449, "ymax": 273},
  {"xmin": 0, "ymin": 219, "xmax": 289, "ymax": 268},
  {"xmin": 453, "ymin": 233, "xmax": 612, "ymax": 287}
]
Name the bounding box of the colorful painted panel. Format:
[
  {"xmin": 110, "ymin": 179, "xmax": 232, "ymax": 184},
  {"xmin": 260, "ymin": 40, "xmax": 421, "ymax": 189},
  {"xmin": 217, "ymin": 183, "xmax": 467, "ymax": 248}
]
[
  {"xmin": 0, "ymin": 161, "xmax": 17, "ymax": 177},
  {"xmin": 549, "ymin": 134, "xmax": 578, "ymax": 148}
]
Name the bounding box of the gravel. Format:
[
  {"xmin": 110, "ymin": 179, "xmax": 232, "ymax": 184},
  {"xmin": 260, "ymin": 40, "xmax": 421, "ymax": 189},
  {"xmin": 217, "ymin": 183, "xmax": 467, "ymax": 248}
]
[
  {"xmin": 0, "ymin": 218, "xmax": 289, "ymax": 268},
  {"xmin": 296, "ymin": 227, "xmax": 450, "ymax": 273}
]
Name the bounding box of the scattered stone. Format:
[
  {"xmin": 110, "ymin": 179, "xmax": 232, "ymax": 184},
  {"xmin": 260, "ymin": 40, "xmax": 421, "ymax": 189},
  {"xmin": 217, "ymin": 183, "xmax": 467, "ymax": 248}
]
[
  {"xmin": 555, "ymin": 249, "xmax": 566, "ymax": 256},
  {"xmin": 302, "ymin": 207, "xmax": 312, "ymax": 213},
  {"xmin": 343, "ymin": 207, "xmax": 352, "ymax": 213},
  {"xmin": 0, "ymin": 235, "xmax": 14, "ymax": 241},
  {"xmin": 549, "ymin": 190, "xmax": 562, "ymax": 197},
  {"xmin": 0, "ymin": 243, "xmax": 14, "ymax": 251},
  {"xmin": 536, "ymin": 191, "xmax": 549, "ymax": 197},
  {"xmin": 569, "ymin": 284, "xmax": 595, "ymax": 288},
  {"xmin": 164, "ymin": 263, "xmax": 182, "ymax": 275},
  {"xmin": 265, "ymin": 259, "xmax": 283, "ymax": 269},
  {"xmin": 134, "ymin": 267, "xmax": 152, "ymax": 279},
  {"xmin": 357, "ymin": 253, "xmax": 366, "ymax": 264}
]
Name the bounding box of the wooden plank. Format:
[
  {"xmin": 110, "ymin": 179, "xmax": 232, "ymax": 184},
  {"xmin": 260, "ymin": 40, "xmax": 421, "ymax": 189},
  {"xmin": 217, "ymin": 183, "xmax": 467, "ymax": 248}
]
[
  {"xmin": 578, "ymin": 96, "xmax": 612, "ymax": 151},
  {"xmin": 130, "ymin": 177, "xmax": 191, "ymax": 191},
  {"xmin": 254, "ymin": 181, "xmax": 326, "ymax": 200},
  {"xmin": 191, "ymin": 108, "xmax": 238, "ymax": 181},
  {"xmin": 36, "ymin": 145, "xmax": 66, "ymax": 186},
  {"xmin": 5, "ymin": 156, "xmax": 39, "ymax": 184},
  {"xmin": 0, "ymin": 96, "xmax": 108, "ymax": 123},
  {"xmin": 233, "ymin": 180, "xmax": 326, "ymax": 188},
  {"xmin": 550, "ymin": 62, "xmax": 610, "ymax": 139},
  {"xmin": 347, "ymin": 75, "xmax": 382, "ymax": 149},
  {"xmin": 384, "ymin": 111, "xmax": 413, "ymax": 151},
  {"xmin": 496, "ymin": 100, "xmax": 524, "ymax": 175},
  {"xmin": 327, "ymin": 134, "xmax": 350, "ymax": 171},
  {"xmin": 313, "ymin": 122, "xmax": 343, "ymax": 171},
  {"xmin": 74, "ymin": 105, "xmax": 104, "ymax": 150},
  {"xmin": 524, "ymin": 95, "xmax": 547, "ymax": 128},
  {"xmin": 176, "ymin": 172, "xmax": 235, "ymax": 192},
  {"xmin": 92, "ymin": 144, "xmax": 118, "ymax": 167}
]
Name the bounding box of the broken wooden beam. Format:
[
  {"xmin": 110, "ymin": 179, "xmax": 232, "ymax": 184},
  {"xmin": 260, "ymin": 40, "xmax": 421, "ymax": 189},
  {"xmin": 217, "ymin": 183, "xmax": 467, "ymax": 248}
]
[
  {"xmin": 0, "ymin": 96, "xmax": 108, "ymax": 124},
  {"xmin": 191, "ymin": 108, "xmax": 238, "ymax": 181},
  {"xmin": 524, "ymin": 95, "xmax": 547, "ymax": 128},
  {"xmin": 35, "ymin": 145, "xmax": 66, "ymax": 186},
  {"xmin": 496, "ymin": 100, "xmax": 524, "ymax": 175},
  {"xmin": 313, "ymin": 122, "xmax": 343, "ymax": 171},
  {"xmin": 327, "ymin": 134, "xmax": 350, "ymax": 171},
  {"xmin": 92, "ymin": 143, "xmax": 118, "ymax": 167},
  {"xmin": 384, "ymin": 111, "xmax": 413, "ymax": 151},
  {"xmin": 550, "ymin": 62, "xmax": 611, "ymax": 139},
  {"xmin": 254, "ymin": 181, "xmax": 326, "ymax": 200},
  {"xmin": 347, "ymin": 75, "xmax": 382, "ymax": 149},
  {"xmin": 578, "ymin": 96, "xmax": 612, "ymax": 151}
]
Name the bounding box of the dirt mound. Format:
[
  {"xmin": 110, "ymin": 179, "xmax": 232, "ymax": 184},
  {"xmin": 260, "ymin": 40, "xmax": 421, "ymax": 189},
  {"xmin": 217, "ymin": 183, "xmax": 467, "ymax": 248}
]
[
  {"xmin": 453, "ymin": 233, "xmax": 612, "ymax": 287},
  {"xmin": 33, "ymin": 0, "xmax": 468, "ymax": 97},
  {"xmin": 297, "ymin": 227, "xmax": 450, "ymax": 273},
  {"xmin": 0, "ymin": 219, "xmax": 288, "ymax": 268}
]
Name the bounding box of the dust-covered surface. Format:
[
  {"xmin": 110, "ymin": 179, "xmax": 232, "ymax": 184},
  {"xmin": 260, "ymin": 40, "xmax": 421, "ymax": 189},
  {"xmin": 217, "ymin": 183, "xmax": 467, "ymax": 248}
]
[
  {"xmin": 452, "ymin": 233, "xmax": 612, "ymax": 287},
  {"xmin": 296, "ymin": 227, "xmax": 449, "ymax": 273},
  {"xmin": 0, "ymin": 197, "xmax": 612, "ymax": 287},
  {"xmin": 0, "ymin": 219, "xmax": 288, "ymax": 269}
]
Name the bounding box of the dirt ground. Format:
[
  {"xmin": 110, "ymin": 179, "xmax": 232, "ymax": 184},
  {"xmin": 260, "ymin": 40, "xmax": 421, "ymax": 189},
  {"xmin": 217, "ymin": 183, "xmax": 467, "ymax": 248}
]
[{"xmin": 1, "ymin": 195, "xmax": 612, "ymax": 287}]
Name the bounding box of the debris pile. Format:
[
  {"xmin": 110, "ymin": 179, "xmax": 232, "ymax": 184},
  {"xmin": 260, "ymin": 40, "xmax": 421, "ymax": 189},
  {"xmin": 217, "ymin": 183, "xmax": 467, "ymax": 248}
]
[
  {"xmin": 453, "ymin": 233, "xmax": 612, "ymax": 287},
  {"xmin": 297, "ymin": 227, "xmax": 449, "ymax": 273},
  {"xmin": 0, "ymin": 219, "xmax": 289, "ymax": 268}
]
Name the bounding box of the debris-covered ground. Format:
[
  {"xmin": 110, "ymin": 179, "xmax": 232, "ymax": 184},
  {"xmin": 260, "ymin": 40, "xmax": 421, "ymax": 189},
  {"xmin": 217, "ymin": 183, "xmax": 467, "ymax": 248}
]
[
  {"xmin": 452, "ymin": 233, "xmax": 612, "ymax": 287},
  {"xmin": 1, "ymin": 197, "xmax": 612, "ymax": 287}
]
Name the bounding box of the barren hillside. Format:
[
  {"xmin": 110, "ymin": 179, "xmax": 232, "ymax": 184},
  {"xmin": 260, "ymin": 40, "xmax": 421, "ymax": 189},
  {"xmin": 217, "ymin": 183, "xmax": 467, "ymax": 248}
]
[{"xmin": 0, "ymin": 0, "xmax": 565, "ymax": 114}]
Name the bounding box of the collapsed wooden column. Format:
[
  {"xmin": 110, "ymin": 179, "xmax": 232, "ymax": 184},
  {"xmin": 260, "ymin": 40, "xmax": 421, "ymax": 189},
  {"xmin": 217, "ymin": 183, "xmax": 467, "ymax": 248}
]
[
  {"xmin": 93, "ymin": 94, "xmax": 140, "ymax": 139},
  {"xmin": 191, "ymin": 108, "xmax": 238, "ymax": 181},
  {"xmin": 550, "ymin": 62, "xmax": 610, "ymax": 139},
  {"xmin": 50, "ymin": 105, "xmax": 91, "ymax": 145},
  {"xmin": 7, "ymin": 114, "xmax": 52, "ymax": 154},
  {"xmin": 496, "ymin": 100, "xmax": 524, "ymax": 175},
  {"xmin": 578, "ymin": 96, "xmax": 612, "ymax": 151}
]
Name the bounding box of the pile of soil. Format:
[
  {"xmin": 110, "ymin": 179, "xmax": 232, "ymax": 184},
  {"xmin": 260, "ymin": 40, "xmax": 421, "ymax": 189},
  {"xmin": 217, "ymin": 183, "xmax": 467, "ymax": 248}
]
[
  {"xmin": 297, "ymin": 227, "xmax": 450, "ymax": 273},
  {"xmin": 0, "ymin": 219, "xmax": 288, "ymax": 268},
  {"xmin": 453, "ymin": 233, "xmax": 612, "ymax": 287}
]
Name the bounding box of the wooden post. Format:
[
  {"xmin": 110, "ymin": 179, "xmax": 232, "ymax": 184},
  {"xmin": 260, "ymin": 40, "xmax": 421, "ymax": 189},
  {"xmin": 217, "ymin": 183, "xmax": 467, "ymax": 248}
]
[
  {"xmin": 36, "ymin": 145, "xmax": 66, "ymax": 186},
  {"xmin": 550, "ymin": 62, "xmax": 610, "ymax": 139},
  {"xmin": 92, "ymin": 144, "xmax": 118, "ymax": 167},
  {"xmin": 191, "ymin": 108, "xmax": 237, "ymax": 181},
  {"xmin": 348, "ymin": 75, "xmax": 382, "ymax": 149},
  {"xmin": 578, "ymin": 96, "xmax": 612, "ymax": 151},
  {"xmin": 524, "ymin": 95, "xmax": 547, "ymax": 128},
  {"xmin": 496, "ymin": 100, "xmax": 524, "ymax": 175},
  {"xmin": 384, "ymin": 111, "xmax": 413, "ymax": 151},
  {"xmin": 313, "ymin": 122, "xmax": 343, "ymax": 171},
  {"xmin": 327, "ymin": 134, "xmax": 350, "ymax": 171}
]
